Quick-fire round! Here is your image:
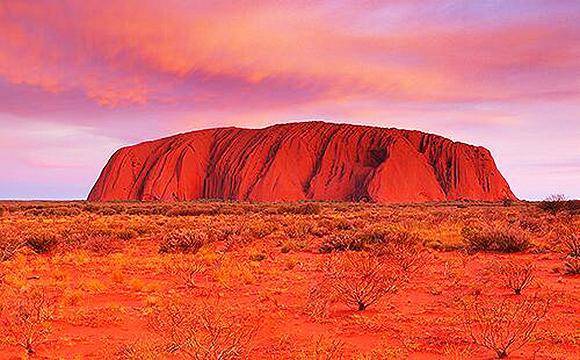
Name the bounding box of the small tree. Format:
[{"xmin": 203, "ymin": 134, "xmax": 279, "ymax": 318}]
[
  {"xmin": 497, "ymin": 261, "xmax": 535, "ymax": 295},
  {"xmin": 461, "ymin": 294, "xmax": 550, "ymax": 358},
  {"xmin": 324, "ymin": 252, "xmax": 400, "ymax": 311},
  {"xmin": 0, "ymin": 287, "xmax": 57, "ymax": 356}
]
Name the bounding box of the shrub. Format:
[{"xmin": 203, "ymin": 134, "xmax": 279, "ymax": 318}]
[
  {"xmin": 564, "ymin": 256, "xmax": 580, "ymax": 275},
  {"xmin": 461, "ymin": 294, "xmax": 551, "ymax": 359},
  {"xmin": 0, "ymin": 287, "xmax": 57, "ymax": 356},
  {"xmin": 562, "ymin": 232, "xmax": 579, "ymax": 257},
  {"xmin": 159, "ymin": 229, "xmax": 206, "ymax": 254},
  {"xmin": 502, "ymin": 199, "xmax": 514, "ymax": 207},
  {"xmin": 462, "ymin": 225, "xmax": 530, "ymax": 253},
  {"xmin": 319, "ymin": 233, "xmax": 365, "ymax": 253},
  {"xmin": 115, "ymin": 341, "xmax": 162, "ymax": 359},
  {"xmin": 81, "ymin": 235, "xmax": 123, "ymax": 255},
  {"xmin": 0, "ymin": 228, "xmax": 25, "ymax": 262},
  {"xmin": 319, "ymin": 227, "xmax": 420, "ymax": 254},
  {"xmin": 375, "ymin": 237, "xmax": 427, "ymax": 281},
  {"xmin": 497, "ymin": 261, "xmax": 534, "ymax": 295},
  {"xmin": 562, "ymin": 230, "xmax": 579, "ymax": 275},
  {"xmin": 148, "ymin": 299, "xmax": 257, "ymax": 358},
  {"xmin": 116, "ymin": 228, "xmax": 138, "ymax": 241},
  {"xmin": 278, "ymin": 203, "xmax": 322, "ymax": 215},
  {"xmin": 538, "ymin": 194, "xmax": 568, "ymax": 214},
  {"xmin": 323, "ymin": 252, "xmax": 400, "ymax": 311},
  {"xmin": 26, "ymin": 229, "xmax": 60, "ymax": 254}
]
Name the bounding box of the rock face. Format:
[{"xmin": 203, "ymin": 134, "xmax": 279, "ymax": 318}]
[{"xmin": 88, "ymin": 121, "xmax": 516, "ymax": 202}]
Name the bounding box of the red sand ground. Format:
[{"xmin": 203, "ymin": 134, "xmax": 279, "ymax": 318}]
[{"xmin": 0, "ymin": 201, "xmax": 577, "ymax": 359}]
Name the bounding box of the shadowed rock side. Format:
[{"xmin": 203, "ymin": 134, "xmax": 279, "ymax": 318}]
[{"xmin": 88, "ymin": 122, "xmax": 516, "ymax": 202}]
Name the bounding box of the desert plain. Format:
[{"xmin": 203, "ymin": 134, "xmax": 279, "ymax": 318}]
[{"xmin": 0, "ymin": 200, "xmax": 578, "ymax": 359}]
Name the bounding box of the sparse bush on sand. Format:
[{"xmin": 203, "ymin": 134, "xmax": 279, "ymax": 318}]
[
  {"xmin": 0, "ymin": 287, "xmax": 58, "ymax": 356},
  {"xmin": 323, "ymin": 252, "xmax": 400, "ymax": 311},
  {"xmin": 496, "ymin": 261, "xmax": 535, "ymax": 295},
  {"xmin": 296, "ymin": 336, "xmax": 345, "ymax": 360},
  {"xmin": 148, "ymin": 298, "xmax": 257, "ymax": 358},
  {"xmin": 461, "ymin": 294, "xmax": 551, "ymax": 359}
]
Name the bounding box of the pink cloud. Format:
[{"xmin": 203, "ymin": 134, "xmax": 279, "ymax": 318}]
[
  {"xmin": 0, "ymin": 0, "xmax": 578, "ymax": 111},
  {"xmin": 0, "ymin": 1, "xmax": 578, "ymax": 200}
]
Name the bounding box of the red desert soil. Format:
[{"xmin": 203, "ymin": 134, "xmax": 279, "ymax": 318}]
[
  {"xmin": 0, "ymin": 201, "xmax": 577, "ymax": 359},
  {"xmin": 88, "ymin": 122, "xmax": 515, "ymax": 202}
]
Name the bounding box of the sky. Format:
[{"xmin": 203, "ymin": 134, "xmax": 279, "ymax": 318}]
[{"xmin": 0, "ymin": 0, "xmax": 579, "ymax": 200}]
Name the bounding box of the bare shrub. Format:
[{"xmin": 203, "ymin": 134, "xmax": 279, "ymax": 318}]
[
  {"xmin": 0, "ymin": 287, "xmax": 58, "ymax": 356},
  {"xmin": 166, "ymin": 261, "xmax": 206, "ymax": 289},
  {"xmin": 80, "ymin": 235, "xmax": 124, "ymax": 255},
  {"xmin": 497, "ymin": 261, "xmax": 535, "ymax": 295},
  {"xmin": 561, "ymin": 229, "xmax": 579, "ymax": 275},
  {"xmin": 461, "ymin": 294, "xmax": 551, "ymax": 358},
  {"xmin": 149, "ymin": 299, "xmax": 257, "ymax": 359},
  {"xmin": 159, "ymin": 229, "xmax": 206, "ymax": 254},
  {"xmin": 563, "ymin": 232, "xmax": 580, "ymax": 257},
  {"xmin": 537, "ymin": 194, "xmax": 568, "ymax": 214},
  {"xmin": 323, "ymin": 252, "xmax": 400, "ymax": 311},
  {"xmin": 319, "ymin": 226, "xmax": 421, "ymax": 255},
  {"xmin": 462, "ymin": 225, "xmax": 530, "ymax": 253}
]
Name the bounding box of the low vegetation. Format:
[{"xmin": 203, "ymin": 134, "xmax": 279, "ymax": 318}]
[
  {"xmin": 462, "ymin": 225, "xmax": 531, "ymax": 253},
  {"xmin": 461, "ymin": 294, "xmax": 551, "ymax": 359},
  {"xmin": 497, "ymin": 261, "xmax": 535, "ymax": 295},
  {"xmin": 322, "ymin": 252, "xmax": 401, "ymax": 311},
  {"xmin": 0, "ymin": 200, "xmax": 576, "ymax": 358}
]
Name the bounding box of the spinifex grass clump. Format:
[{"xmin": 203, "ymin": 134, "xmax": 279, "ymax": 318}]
[
  {"xmin": 159, "ymin": 229, "xmax": 207, "ymax": 254},
  {"xmin": 462, "ymin": 225, "xmax": 530, "ymax": 253}
]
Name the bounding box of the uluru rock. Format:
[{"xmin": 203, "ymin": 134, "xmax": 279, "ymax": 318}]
[{"xmin": 88, "ymin": 122, "xmax": 516, "ymax": 202}]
